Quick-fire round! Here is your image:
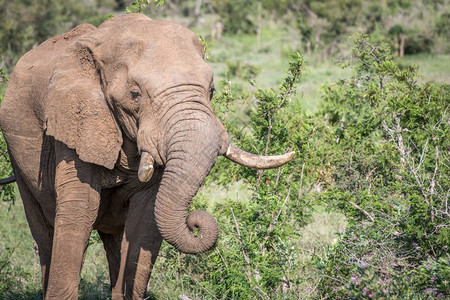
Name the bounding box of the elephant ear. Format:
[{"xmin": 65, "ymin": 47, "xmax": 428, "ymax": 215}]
[{"xmin": 46, "ymin": 35, "xmax": 122, "ymax": 170}]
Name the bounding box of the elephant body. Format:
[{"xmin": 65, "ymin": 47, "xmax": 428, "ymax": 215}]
[
  {"xmin": 1, "ymin": 19, "xmax": 164, "ymax": 298},
  {"xmin": 0, "ymin": 14, "xmax": 293, "ymax": 299}
]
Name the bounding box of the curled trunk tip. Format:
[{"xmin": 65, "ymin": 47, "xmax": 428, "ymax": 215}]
[{"xmin": 155, "ymin": 208, "xmax": 219, "ymax": 254}]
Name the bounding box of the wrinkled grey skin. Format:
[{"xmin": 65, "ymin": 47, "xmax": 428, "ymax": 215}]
[{"xmin": 0, "ymin": 14, "xmax": 293, "ymax": 299}]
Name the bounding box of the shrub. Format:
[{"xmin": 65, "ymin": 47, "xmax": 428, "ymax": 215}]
[
  {"xmin": 210, "ymin": 0, "xmax": 258, "ymax": 34},
  {"xmin": 154, "ymin": 33, "xmax": 449, "ymax": 299},
  {"xmin": 314, "ymin": 34, "xmax": 449, "ymax": 298}
]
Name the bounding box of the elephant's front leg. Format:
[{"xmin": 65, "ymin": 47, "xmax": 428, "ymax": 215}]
[
  {"xmin": 113, "ymin": 189, "xmax": 163, "ymax": 299},
  {"xmin": 45, "ymin": 142, "xmax": 102, "ymax": 299}
]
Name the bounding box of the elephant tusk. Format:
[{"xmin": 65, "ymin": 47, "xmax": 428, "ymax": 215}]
[
  {"xmin": 224, "ymin": 144, "xmax": 295, "ymax": 169},
  {"xmin": 138, "ymin": 151, "xmax": 155, "ymax": 182}
]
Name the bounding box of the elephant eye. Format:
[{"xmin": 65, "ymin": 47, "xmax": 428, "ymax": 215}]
[{"xmin": 130, "ymin": 89, "xmax": 141, "ymax": 101}]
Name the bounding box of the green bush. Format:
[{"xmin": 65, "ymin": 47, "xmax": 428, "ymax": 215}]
[
  {"xmin": 161, "ymin": 34, "xmax": 449, "ymax": 299},
  {"xmin": 314, "ymin": 34, "xmax": 450, "ymax": 298},
  {"xmin": 210, "ymin": 0, "xmax": 258, "ymax": 34},
  {"xmin": 226, "ymin": 60, "xmax": 261, "ymax": 81},
  {"xmin": 404, "ymin": 32, "xmax": 435, "ymax": 55}
]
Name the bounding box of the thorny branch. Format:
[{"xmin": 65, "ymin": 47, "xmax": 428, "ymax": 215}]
[
  {"xmin": 230, "ymin": 207, "xmax": 251, "ymax": 266},
  {"xmin": 383, "ymin": 116, "xmax": 430, "ymax": 205},
  {"xmin": 348, "ymin": 201, "xmax": 375, "ymax": 222},
  {"xmin": 230, "ymin": 208, "xmax": 269, "ymax": 299},
  {"xmin": 297, "ymin": 162, "xmax": 306, "ymax": 201},
  {"xmin": 261, "ymin": 174, "xmax": 294, "ymax": 255},
  {"xmin": 230, "ymin": 207, "xmax": 260, "ymax": 283},
  {"xmin": 382, "ymin": 114, "xmax": 449, "ymax": 222}
]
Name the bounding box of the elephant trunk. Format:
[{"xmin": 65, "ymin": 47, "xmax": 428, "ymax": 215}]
[{"xmin": 153, "ymin": 110, "xmax": 221, "ymax": 254}]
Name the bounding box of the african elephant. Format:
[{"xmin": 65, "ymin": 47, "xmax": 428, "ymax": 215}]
[{"xmin": 0, "ymin": 14, "xmax": 294, "ymax": 299}]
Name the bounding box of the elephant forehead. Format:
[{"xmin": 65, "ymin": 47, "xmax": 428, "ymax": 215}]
[
  {"xmin": 143, "ymin": 47, "xmax": 208, "ymax": 73},
  {"xmin": 143, "ymin": 19, "xmax": 200, "ymax": 45},
  {"xmin": 132, "ymin": 46, "xmax": 212, "ymax": 88},
  {"xmin": 97, "ymin": 18, "xmax": 203, "ymax": 59},
  {"xmin": 142, "ymin": 31, "xmax": 203, "ymax": 59},
  {"xmin": 131, "ymin": 63, "xmax": 213, "ymax": 99},
  {"xmin": 101, "ymin": 17, "xmax": 194, "ymax": 42},
  {"xmin": 121, "ymin": 19, "xmax": 202, "ymax": 53}
]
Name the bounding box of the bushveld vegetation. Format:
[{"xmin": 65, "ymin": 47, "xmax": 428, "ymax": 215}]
[{"xmin": 1, "ymin": 0, "xmax": 449, "ymax": 299}]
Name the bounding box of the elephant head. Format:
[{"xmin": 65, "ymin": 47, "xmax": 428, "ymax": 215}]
[{"xmin": 45, "ymin": 14, "xmax": 294, "ymax": 254}]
